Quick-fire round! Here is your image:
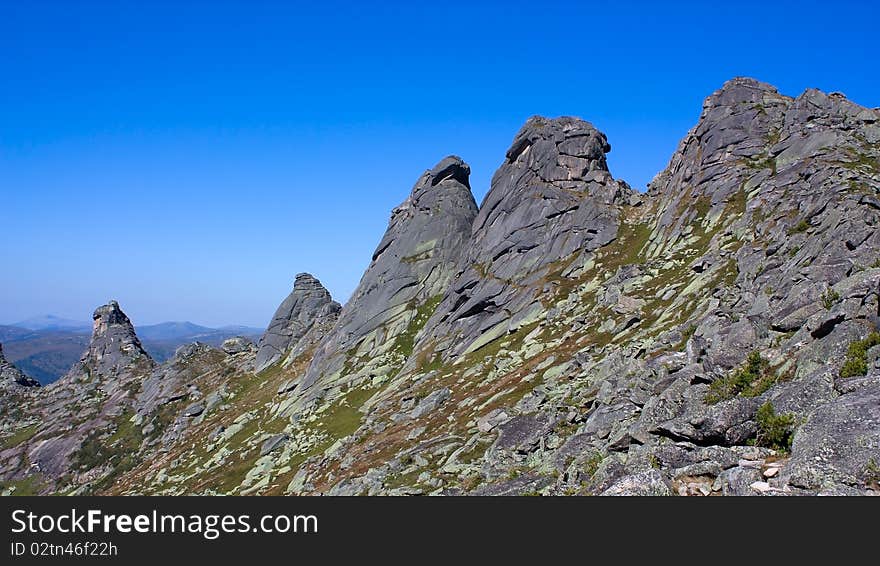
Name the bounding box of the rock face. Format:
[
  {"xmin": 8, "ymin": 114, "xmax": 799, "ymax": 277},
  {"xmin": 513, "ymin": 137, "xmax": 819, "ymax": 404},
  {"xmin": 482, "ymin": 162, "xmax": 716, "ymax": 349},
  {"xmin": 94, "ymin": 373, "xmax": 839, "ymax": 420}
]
[
  {"xmin": 0, "ymin": 343, "xmax": 40, "ymax": 388},
  {"xmin": 785, "ymin": 384, "xmax": 880, "ymax": 490},
  {"xmin": 411, "ymin": 117, "xmax": 634, "ymax": 361},
  {"xmin": 295, "ymin": 156, "xmax": 478, "ymax": 402},
  {"xmin": 63, "ymin": 300, "xmax": 154, "ymax": 384},
  {"xmin": 2, "ymin": 77, "xmax": 879, "ymax": 497},
  {"xmin": 255, "ymin": 274, "xmax": 340, "ymax": 372}
]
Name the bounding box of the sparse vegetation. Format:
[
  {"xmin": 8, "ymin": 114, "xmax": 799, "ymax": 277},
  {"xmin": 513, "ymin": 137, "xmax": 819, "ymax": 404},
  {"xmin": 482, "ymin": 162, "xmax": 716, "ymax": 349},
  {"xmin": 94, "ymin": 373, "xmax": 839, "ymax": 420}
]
[
  {"xmin": 677, "ymin": 324, "xmax": 697, "ymax": 351},
  {"xmin": 596, "ymin": 220, "xmax": 652, "ymax": 272},
  {"xmin": 706, "ymin": 351, "xmax": 777, "ymax": 404},
  {"xmin": 391, "ymin": 295, "xmax": 444, "ymax": 359},
  {"xmin": 789, "ymin": 219, "xmax": 810, "ymax": 234},
  {"xmin": 316, "ymin": 386, "xmax": 376, "ymax": 439},
  {"xmin": 864, "ymin": 459, "xmax": 880, "ymax": 487},
  {"xmin": 72, "ymin": 432, "xmax": 109, "ymax": 471},
  {"xmin": 0, "ymin": 424, "xmax": 39, "ymax": 450},
  {"xmin": 583, "ymin": 452, "xmax": 604, "ymax": 478},
  {"xmin": 821, "ymin": 289, "xmax": 840, "ymax": 310},
  {"xmin": 0, "ymin": 475, "xmax": 45, "ymax": 496},
  {"xmin": 71, "ymin": 411, "xmax": 144, "ymax": 490},
  {"xmin": 839, "ymin": 332, "xmax": 880, "ymax": 378},
  {"xmin": 745, "ymin": 153, "xmax": 777, "ymax": 174},
  {"xmin": 754, "ymin": 401, "xmax": 795, "ymax": 452}
]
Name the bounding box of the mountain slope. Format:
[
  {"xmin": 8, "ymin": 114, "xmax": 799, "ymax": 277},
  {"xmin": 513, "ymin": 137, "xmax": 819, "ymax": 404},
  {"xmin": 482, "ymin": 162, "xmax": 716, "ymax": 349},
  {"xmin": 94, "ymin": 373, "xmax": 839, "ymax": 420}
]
[
  {"xmin": 295, "ymin": 156, "xmax": 479, "ymax": 405},
  {"xmin": 2, "ymin": 78, "xmax": 878, "ymax": 496}
]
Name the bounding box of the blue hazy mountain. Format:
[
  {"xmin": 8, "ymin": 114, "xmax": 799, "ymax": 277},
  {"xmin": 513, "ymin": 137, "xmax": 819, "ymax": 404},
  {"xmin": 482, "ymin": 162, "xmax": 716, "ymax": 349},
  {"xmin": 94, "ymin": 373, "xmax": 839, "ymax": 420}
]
[{"xmin": 11, "ymin": 315, "xmax": 91, "ymax": 332}]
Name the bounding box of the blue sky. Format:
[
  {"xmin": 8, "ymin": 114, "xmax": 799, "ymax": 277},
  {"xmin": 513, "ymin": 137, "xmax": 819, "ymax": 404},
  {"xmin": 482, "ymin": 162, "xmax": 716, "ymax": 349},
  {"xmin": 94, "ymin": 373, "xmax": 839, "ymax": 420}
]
[{"xmin": 1, "ymin": 0, "xmax": 878, "ymax": 327}]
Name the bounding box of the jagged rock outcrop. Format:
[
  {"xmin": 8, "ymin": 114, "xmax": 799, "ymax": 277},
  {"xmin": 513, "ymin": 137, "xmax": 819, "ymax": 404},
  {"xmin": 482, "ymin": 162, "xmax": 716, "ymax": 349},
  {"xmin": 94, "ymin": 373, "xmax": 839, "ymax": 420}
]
[
  {"xmin": 265, "ymin": 80, "xmax": 878, "ymax": 497},
  {"xmin": 255, "ymin": 274, "xmax": 340, "ymax": 373},
  {"xmin": 3, "ymin": 78, "xmax": 878, "ymax": 497},
  {"xmin": 411, "ymin": 117, "xmax": 635, "ymax": 361},
  {"xmin": 0, "ymin": 301, "xmax": 158, "ymax": 493},
  {"xmin": 295, "ymin": 156, "xmax": 478, "ymax": 401},
  {"xmin": 62, "ymin": 300, "xmax": 155, "ymax": 384},
  {"xmin": 0, "ymin": 343, "xmax": 40, "ymax": 389},
  {"xmin": 223, "ymin": 336, "xmax": 256, "ymax": 355}
]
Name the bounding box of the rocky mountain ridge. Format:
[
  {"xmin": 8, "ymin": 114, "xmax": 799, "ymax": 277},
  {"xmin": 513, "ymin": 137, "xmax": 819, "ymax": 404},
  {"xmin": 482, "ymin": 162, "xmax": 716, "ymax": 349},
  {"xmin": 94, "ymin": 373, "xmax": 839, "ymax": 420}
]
[
  {"xmin": 1, "ymin": 77, "xmax": 878, "ymax": 496},
  {"xmin": 0, "ymin": 321, "xmax": 264, "ymax": 385}
]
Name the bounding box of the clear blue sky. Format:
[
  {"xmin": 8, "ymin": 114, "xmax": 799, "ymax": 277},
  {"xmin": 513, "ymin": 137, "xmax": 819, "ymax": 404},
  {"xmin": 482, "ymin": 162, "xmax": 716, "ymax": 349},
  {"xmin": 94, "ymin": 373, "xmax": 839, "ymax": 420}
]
[{"xmin": 1, "ymin": 0, "xmax": 877, "ymax": 328}]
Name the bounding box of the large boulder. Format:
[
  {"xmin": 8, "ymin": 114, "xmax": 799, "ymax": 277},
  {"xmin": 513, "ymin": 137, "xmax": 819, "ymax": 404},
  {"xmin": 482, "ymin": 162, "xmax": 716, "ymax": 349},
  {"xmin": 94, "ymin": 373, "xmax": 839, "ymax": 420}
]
[{"xmin": 784, "ymin": 385, "xmax": 880, "ymax": 491}]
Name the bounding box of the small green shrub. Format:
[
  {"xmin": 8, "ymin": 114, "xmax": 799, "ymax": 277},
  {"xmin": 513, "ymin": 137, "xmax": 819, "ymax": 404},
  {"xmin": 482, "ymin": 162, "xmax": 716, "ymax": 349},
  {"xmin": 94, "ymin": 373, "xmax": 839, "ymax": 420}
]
[
  {"xmin": 706, "ymin": 351, "xmax": 776, "ymax": 404},
  {"xmin": 788, "ymin": 219, "xmax": 810, "ymax": 234},
  {"xmin": 754, "ymin": 402, "xmax": 795, "ymax": 452},
  {"xmin": 839, "ymin": 332, "xmax": 880, "ymax": 378},
  {"xmin": 821, "ymin": 289, "xmax": 840, "ymax": 310},
  {"xmin": 583, "ymin": 452, "xmax": 604, "ymax": 478}
]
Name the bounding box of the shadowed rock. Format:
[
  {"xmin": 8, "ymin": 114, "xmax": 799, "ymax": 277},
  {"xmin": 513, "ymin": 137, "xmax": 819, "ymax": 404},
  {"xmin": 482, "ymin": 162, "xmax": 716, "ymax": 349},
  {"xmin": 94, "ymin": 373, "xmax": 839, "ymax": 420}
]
[{"xmin": 0, "ymin": 343, "xmax": 40, "ymax": 388}]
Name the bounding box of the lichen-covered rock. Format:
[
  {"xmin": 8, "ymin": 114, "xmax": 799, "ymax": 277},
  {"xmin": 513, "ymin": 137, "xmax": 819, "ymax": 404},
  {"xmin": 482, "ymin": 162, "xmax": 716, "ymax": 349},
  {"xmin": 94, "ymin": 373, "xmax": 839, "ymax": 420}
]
[
  {"xmin": 784, "ymin": 385, "xmax": 880, "ymax": 490},
  {"xmin": 0, "ymin": 301, "xmax": 157, "ymax": 491},
  {"xmin": 600, "ymin": 470, "xmax": 672, "ymax": 496},
  {"xmin": 4, "ymin": 77, "xmax": 879, "ymax": 497},
  {"xmin": 222, "ymin": 336, "xmax": 255, "ymax": 355},
  {"xmin": 412, "ymin": 117, "xmax": 634, "ymax": 361}
]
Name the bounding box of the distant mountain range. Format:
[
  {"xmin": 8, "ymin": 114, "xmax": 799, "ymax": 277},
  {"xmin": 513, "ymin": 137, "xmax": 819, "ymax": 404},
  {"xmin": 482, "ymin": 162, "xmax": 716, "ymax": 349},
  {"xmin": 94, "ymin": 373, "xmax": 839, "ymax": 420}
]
[
  {"xmin": 0, "ymin": 319, "xmax": 263, "ymax": 384},
  {"xmin": 11, "ymin": 315, "xmax": 92, "ymax": 332}
]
